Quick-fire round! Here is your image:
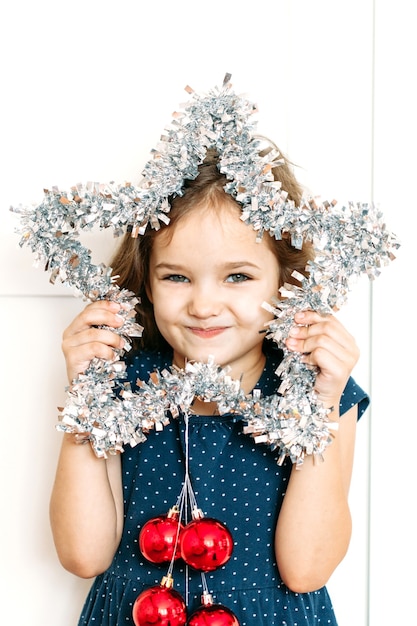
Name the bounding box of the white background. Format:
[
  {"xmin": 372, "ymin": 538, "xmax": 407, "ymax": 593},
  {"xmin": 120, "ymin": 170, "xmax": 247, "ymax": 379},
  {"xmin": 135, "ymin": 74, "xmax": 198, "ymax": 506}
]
[{"xmin": 0, "ymin": 1, "xmax": 415, "ymax": 624}]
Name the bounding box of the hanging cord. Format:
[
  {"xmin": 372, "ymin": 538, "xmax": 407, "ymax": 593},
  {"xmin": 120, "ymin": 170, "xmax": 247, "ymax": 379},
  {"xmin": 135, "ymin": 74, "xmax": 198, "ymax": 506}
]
[
  {"xmin": 166, "ymin": 408, "xmax": 210, "ymax": 605},
  {"xmin": 183, "ymin": 410, "xmax": 192, "ymax": 605},
  {"xmin": 200, "ymin": 572, "xmax": 210, "ymax": 596},
  {"xmin": 182, "ymin": 410, "xmax": 212, "ymax": 604},
  {"xmin": 165, "ymin": 409, "xmax": 194, "ymax": 590}
]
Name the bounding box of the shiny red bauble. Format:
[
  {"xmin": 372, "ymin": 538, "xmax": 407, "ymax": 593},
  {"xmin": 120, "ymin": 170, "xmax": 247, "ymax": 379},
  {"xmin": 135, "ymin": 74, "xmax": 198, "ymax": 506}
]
[
  {"xmin": 139, "ymin": 512, "xmax": 184, "ymax": 563},
  {"xmin": 180, "ymin": 518, "xmax": 233, "ymax": 572},
  {"xmin": 132, "ymin": 584, "xmax": 187, "ymax": 626},
  {"xmin": 188, "ymin": 604, "xmax": 240, "ymax": 625}
]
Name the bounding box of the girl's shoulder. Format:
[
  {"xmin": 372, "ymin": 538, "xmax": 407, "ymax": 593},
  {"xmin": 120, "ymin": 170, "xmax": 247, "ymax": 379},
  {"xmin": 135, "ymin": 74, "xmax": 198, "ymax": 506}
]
[{"xmin": 341, "ymin": 376, "xmax": 370, "ymax": 419}]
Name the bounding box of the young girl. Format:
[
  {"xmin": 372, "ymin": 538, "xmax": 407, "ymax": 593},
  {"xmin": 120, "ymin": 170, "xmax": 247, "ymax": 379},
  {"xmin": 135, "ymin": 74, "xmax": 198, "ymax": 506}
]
[{"xmin": 50, "ymin": 146, "xmax": 369, "ymax": 626}]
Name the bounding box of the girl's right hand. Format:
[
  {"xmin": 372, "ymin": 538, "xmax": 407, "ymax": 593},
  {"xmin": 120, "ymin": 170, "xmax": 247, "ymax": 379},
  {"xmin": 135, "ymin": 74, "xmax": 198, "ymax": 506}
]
[{"xmin": 62, "ymin": 300, "xmax": 126, "ymax": 384}]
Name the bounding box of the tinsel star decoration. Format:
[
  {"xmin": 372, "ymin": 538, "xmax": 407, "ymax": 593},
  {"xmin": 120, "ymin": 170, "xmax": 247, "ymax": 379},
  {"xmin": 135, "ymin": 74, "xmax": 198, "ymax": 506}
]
[{"xmin": 10, "ymin": 74, "xmax": 399, "ymax": 465}]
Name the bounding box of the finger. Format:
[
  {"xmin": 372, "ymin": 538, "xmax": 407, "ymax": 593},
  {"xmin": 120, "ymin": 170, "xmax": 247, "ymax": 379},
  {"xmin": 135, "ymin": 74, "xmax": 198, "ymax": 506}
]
[
  {"xmin": 286, "ymin": 322, "xmax": 359, "ymax": 377},
  {"xmin": 66, "ymin": 338, "xmax": 120, "ymax": 367},
  {"xmin": 287, "ymin": 331, "xmax": 359, "ymax": 370},
  {"xmin": 289, "ymin": 313, "xmax": 355, "ymax": 352},
  {"xmin": 64, "ymin": 330, "xmax": 125, "ymax": 382},
  {"xmin": 63, "ymin": 301, "xmax": 124, "ymax": 340},
  {"xmin": 293, "ymin": 310, "xmax": 324, "ymax": 326},
  {"xmin": 62, "ymin": 302, "xmax": 127, "ymax": 382},
  {"xmin": 65, "ymin": 326, "xmax": 125, "ymax": 350}
]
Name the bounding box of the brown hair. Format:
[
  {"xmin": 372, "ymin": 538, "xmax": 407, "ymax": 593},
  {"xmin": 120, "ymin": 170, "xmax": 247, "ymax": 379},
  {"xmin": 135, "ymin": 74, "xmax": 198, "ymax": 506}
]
[{"xmin": 110, "ymin": 141, "xmax": 312, "ymax": 351}]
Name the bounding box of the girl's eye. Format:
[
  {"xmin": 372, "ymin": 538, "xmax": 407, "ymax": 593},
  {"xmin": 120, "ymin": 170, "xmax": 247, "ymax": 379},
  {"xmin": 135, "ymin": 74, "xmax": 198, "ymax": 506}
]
[
  {"xmin": 225, "ymin": 273, "xmax": 250, "ymax": 283},
  {"xmin": 164, "ymin": 274, "xmax": 189, "ymax": 283}
]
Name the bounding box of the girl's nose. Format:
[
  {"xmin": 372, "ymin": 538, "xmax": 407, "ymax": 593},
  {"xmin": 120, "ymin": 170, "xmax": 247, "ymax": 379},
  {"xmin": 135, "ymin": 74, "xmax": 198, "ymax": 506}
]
[{"xmin": 188, "ymin": 284, "xmax": 222, "ymax": 318}]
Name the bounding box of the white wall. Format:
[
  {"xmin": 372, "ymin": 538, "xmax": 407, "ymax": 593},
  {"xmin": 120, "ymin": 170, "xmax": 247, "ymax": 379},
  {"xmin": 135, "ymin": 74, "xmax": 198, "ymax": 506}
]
[{"xmin": 0, "ymin": 1, "xmax": 414, "ymax": 624}]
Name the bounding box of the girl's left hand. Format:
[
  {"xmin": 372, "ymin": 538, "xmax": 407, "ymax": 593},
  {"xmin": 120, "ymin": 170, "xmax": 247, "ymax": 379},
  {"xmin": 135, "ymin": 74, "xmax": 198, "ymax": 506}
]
[{"xmin": 285, "ymin": 310, "xmax": 360, "ymax": 409}]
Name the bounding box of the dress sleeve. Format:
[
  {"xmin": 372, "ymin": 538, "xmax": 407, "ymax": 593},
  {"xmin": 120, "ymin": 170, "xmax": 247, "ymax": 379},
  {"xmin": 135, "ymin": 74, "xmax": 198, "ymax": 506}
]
[{"xmin": 340, "ymin": 376, "xmax": 370, "ymax": 420}]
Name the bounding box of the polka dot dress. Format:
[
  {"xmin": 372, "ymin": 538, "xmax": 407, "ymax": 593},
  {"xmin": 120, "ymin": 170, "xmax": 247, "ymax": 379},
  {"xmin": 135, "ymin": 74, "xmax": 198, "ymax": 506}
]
[{"xmin": 78, "ymin": 345, "xmax": 369, "ymax": 626}]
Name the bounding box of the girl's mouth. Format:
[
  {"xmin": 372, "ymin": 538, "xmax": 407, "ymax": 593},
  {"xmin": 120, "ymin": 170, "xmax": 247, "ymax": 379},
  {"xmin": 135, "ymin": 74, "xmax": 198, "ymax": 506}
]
[{"xmin": 188, "ymin": 327, "xmax": 227, "ymax": 339}]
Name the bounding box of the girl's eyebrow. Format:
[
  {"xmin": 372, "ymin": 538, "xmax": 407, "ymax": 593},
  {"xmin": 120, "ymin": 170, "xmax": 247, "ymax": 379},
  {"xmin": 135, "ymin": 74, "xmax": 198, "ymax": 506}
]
[
  {"xmin": 153, "ymin": 262, "xmax": 184, "ymax": 270},
  {"xmin": 221, "ymin": 261, "xmax": 263, "ymax": 270},
  {"xmin": 153, "ymin": 260, "xmax": 263, "ymax": 271}
]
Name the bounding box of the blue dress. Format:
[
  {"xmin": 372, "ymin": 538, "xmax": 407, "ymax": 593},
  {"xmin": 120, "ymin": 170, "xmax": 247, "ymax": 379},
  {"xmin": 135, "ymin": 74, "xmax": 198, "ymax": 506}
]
[{"xmin": 78, "ymin": 345, "xmax": 369, "ymax": 626}]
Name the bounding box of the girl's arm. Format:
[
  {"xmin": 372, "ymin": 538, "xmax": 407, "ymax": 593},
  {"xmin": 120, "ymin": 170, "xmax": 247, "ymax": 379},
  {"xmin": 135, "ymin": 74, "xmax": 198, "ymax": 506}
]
[
  {"xmin": 275, "ymin": 310, "xmax": 360, "ymax": 593},
  {"xmin": 49, "ymin": 301, "xmax": 126, "ymax": 578}
]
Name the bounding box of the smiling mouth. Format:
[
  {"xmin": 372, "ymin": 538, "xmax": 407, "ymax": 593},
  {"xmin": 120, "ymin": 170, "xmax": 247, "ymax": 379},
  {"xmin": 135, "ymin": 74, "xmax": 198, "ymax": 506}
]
[{"xmin": 188, "ymin": 327, "xmax": 227, "ymax": 338}]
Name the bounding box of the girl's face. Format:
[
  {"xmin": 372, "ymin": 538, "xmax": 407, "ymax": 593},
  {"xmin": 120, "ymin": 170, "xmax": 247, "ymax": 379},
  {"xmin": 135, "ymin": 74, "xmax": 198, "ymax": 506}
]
[{"xmin": 147, "ymin": 202, "xmax": 280, "ymax": 391}]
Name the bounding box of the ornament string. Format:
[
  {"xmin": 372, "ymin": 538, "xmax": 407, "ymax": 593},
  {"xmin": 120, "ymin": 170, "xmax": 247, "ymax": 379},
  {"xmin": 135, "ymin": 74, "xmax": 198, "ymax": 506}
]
[
  {"xmin": 177, "ymin": 409, "xmax": 216, "ymax": 607},
  {"xmin": 183, "ymin": 409, "xmax": 191, "ymax": 606}
]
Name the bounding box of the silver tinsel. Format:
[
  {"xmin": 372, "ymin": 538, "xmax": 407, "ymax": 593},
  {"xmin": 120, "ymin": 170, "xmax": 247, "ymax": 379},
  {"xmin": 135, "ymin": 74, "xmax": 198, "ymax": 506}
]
[{"xmin": 11, "ymin": 74, "xmax": 400, "ymax": 465}]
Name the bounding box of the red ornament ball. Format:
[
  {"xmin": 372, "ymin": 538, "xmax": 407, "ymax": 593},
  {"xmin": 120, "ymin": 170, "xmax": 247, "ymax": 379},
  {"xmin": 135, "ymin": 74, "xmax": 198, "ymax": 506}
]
[
  {"xmin": 139, "ymin": 514, "xmax": 184, "ymax": 563},
  {"xmin": 180, "ymin": 518, "xmax": 233, "ymax": 572},
  {"xmin": 132, "ymin": 585, "xmax": 187, "ymax": 626},
  {"xmin": 187, "ymin": 604, "xmax": 240, "ymax": 626}
]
